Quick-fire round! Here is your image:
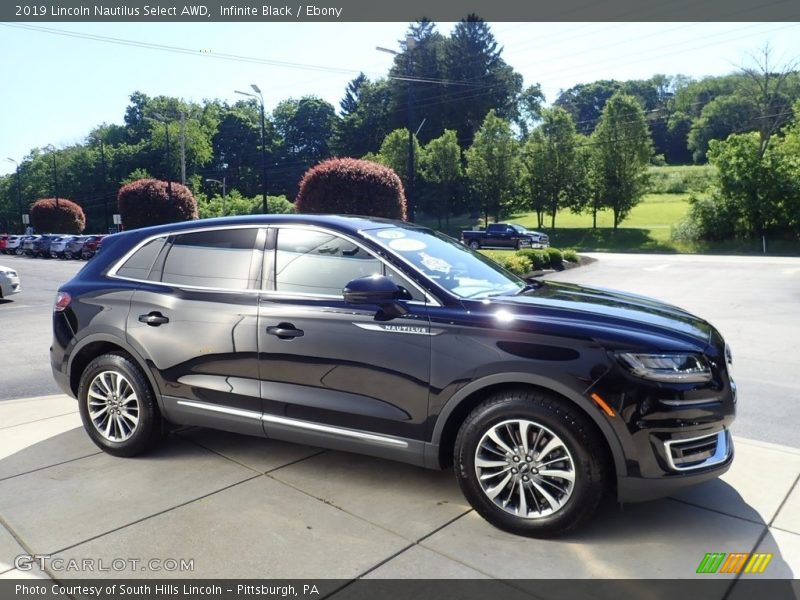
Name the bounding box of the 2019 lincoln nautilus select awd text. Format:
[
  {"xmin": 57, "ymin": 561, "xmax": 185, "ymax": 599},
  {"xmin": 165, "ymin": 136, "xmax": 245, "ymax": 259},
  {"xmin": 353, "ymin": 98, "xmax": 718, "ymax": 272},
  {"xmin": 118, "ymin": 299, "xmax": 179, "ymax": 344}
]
[{"xmin": 51, "ymin": 214, "xmax": 736, "ymax": 536}]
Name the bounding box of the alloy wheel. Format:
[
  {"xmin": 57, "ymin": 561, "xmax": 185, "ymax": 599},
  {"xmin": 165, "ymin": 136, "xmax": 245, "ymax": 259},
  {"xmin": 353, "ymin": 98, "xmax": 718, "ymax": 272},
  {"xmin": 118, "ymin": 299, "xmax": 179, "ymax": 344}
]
[
  {"xmin": 87, "ymin": 370, "xmax": 140, "ymax": 442},
  {"xmin": 474, "ymin": 419, "xmax": 576, "ymax": 519}
]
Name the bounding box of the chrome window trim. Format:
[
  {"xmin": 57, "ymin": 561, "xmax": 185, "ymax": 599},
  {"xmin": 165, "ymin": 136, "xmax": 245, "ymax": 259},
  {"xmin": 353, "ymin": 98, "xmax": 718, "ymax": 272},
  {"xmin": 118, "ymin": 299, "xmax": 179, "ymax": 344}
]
[
  {"xmin": 663, "ymin": 430, "xmax": 730, "ymax": 472},
  {"xmin": 107, "ymin": 222, "xmax": 439, "ymax": 306}
]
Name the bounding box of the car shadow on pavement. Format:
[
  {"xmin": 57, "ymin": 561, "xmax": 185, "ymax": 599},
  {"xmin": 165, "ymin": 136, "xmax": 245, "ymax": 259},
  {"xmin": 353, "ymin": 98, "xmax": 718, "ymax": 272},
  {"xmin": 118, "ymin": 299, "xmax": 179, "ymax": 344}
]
[{"xmin": 0, "ymin": 425, "xmax": 794, "ymax": 591}]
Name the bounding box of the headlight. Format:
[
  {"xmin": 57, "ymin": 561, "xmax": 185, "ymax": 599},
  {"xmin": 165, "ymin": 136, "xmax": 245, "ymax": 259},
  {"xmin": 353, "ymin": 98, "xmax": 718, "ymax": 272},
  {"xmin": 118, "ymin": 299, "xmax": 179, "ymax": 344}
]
[
  {"xmin": 617, "ymin": 352, "xmax": 712, "ymax": 383},
  {"xmin": 0, "ymin": 269, "xmax": 16, "ymax": 277}
]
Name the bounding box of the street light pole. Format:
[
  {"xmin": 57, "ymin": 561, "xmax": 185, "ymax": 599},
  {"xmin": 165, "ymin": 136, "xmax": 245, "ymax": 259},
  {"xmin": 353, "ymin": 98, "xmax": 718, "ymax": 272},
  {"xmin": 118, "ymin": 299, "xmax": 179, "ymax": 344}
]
[
  {"xmin": 5, "ymin": 158, "xmax": 23, "ymax": 233},
  {"xmin": 377, "ymin": 36, "xmax": 417, "ymax": 222},
  {"xmin": 235, "ymin": 85, "xmax": 268, "ymax": 214},
  {"xmin": 205, "ymin": 177, "xmax": 227, "ymax": 216},
  {"xmin": 91, "ymin": 137, "xmax": 109, "ymax": 232}
]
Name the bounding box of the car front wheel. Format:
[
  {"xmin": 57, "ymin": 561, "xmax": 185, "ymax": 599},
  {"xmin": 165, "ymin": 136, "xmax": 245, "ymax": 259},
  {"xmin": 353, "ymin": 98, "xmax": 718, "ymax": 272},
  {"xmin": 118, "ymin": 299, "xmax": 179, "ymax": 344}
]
[
  {"xmin": 454, "ymin": 388, "xmax": 608, "ymax": 537},
  {"xmin": 78, "ymin": 352, "xmax": 164, "ymax": 457}
]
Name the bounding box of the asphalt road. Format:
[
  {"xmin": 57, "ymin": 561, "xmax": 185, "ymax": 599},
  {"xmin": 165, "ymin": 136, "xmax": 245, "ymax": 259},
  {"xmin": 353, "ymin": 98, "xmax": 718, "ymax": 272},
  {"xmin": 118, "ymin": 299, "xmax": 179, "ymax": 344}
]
[
  {"xmin": 1, "ymin": 251, "xmax": 797, "ymax": 447},
  {"xmin": 548, "ymin": 253, "xmax": 800, "ymax": 448},
  {"xmin": 0, "ymin": 255, "xmax": 83, "ymax": 401}
]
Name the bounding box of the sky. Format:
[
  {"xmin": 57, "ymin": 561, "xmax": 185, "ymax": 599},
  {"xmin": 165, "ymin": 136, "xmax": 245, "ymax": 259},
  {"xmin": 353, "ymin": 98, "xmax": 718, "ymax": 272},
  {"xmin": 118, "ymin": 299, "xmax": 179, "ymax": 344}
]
[{"xmin": 1, "ymin": 21, "xmax": 799, "ymax": 176}]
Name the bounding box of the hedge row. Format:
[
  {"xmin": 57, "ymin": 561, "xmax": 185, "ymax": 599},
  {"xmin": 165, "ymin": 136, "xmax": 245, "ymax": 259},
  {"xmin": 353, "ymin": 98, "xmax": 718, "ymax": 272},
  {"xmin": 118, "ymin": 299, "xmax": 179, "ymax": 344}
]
[{"xmin": 498, "ymin": 247, "xmax": 580, "ymax": 276}]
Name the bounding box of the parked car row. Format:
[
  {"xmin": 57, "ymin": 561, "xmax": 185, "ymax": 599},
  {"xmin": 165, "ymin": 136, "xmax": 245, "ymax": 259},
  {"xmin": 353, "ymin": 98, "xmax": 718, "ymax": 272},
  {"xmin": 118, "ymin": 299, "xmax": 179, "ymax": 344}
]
[{"xmin": 0, "ymin": 234, "xmax": 105, "ymax": 260}]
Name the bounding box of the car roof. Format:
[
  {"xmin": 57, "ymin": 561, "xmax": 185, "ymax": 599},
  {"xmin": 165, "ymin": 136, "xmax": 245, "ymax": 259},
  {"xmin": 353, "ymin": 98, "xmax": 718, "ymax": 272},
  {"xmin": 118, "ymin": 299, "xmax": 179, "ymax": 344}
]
[{"xmin": 104, "ymin": 214, "xmax": 430, "ymax": 246}]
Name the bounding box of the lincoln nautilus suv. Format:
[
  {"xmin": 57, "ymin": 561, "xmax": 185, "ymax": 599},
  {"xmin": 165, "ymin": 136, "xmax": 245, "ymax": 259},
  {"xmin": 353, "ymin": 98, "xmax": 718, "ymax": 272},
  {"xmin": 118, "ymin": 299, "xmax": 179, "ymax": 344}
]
[{"xmin": 51, "ymin": 214, "xmax": 735, "ymax": 536}]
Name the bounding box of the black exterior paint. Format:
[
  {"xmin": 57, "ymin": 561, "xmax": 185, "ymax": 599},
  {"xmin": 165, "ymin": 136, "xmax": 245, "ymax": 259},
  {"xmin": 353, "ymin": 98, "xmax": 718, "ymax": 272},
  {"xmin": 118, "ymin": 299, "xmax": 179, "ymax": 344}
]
[{"xmin": 51, "ymin": 214, "xmax": 735, "ymax": 502}]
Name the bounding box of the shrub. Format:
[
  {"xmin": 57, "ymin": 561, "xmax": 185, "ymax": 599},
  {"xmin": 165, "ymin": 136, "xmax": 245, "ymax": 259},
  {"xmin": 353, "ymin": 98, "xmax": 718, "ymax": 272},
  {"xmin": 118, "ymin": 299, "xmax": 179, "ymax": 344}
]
[
  {"xmin": 117, "ymin": 179, "xmax": 198, "ymax": 230},
  {"xmin": 562, "ymin": 248, "xmax": 579, "ymax": 263},
  {"xmin": 30, "ymin": 198, "xmax": 85, "ymax": 233},
  {"xmin": 671, "ymin": 192, "xmax": 738, "ymax": 243},
  {"xmin": 501, "ymin": 254, "xmax": 533, "ymax": 276},
  {"xmin": 295, "ymin": 158, "xmax": 407, "ymax": 220},
  {"xmin": 198, "ymin": 192, "xmax": 296, "ymax": 219},
  {"xmin": 545, "ymin": 247, "xmax": 563, "ymax": 267},
  {"xmin": 516, "ymin": 248, "xmax": 549, "ymax": 270}
]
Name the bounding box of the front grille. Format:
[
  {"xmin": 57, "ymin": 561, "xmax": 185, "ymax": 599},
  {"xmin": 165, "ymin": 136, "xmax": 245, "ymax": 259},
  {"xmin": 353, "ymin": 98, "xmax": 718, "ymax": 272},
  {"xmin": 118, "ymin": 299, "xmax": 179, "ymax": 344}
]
[{"xmin": 664, "ymin": 430, "xmax": 730, "ymax": 472}]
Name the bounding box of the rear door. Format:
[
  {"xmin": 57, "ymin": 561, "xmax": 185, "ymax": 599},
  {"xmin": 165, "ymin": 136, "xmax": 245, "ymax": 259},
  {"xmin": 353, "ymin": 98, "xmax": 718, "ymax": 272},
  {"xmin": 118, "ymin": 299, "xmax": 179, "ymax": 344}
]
[{"xmin": 123, "ymin": 226, "xmax": 266, "ymax": 436}]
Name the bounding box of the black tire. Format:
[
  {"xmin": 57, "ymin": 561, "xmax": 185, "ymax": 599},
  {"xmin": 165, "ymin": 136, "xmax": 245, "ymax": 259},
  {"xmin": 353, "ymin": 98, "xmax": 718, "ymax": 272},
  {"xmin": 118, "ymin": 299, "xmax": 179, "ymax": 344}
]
[
  {"xmin": 469, "ymin": 240, "xmax": 481, "ymax": 250},
  {"xmin": 77, "ymin": 352, "xmax": 164, "ymax": 457},
  {"xmin": 454, "ymin": 388, "xmax": 608, "ymax": 537}
]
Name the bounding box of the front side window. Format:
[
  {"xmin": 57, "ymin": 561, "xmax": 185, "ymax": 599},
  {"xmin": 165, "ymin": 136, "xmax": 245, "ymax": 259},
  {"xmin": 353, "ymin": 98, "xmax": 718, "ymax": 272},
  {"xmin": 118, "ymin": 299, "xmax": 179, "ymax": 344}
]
[
  {"xmin": 273, "ymin": 228, "xmax": 381, "ymax": 297},
  {"xmin": 160, "ymin": 228, "xmax": 259, "ymax": 290}
]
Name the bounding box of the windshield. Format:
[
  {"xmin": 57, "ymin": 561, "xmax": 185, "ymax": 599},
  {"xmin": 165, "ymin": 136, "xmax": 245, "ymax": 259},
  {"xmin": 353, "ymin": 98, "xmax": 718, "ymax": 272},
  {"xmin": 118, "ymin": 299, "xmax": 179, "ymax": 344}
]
[
  {"xmin": 510, "ymin": 224, "xmax": 527, "ymax": 233},
  {"xmin": 363, "ymin": 226, "xmax": 524, "ymax": 299}
]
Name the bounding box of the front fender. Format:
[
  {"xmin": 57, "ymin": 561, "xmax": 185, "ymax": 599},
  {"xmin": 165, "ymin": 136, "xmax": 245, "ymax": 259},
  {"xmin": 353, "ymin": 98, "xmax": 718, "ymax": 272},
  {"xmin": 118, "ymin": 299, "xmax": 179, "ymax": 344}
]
[{"xmin": 429, "ymin": 372, "xmax": 628, "ymax": 477}]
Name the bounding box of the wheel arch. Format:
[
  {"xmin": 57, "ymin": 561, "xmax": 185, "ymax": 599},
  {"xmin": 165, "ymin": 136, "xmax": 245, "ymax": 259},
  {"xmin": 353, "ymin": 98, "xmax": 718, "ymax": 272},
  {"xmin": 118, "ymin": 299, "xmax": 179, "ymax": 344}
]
[
  {"xmin": 68, "ymin": 334, "xmax": 162, "ymax": 410},
  {"xmin": 430, "ymin": 373, "xmax": 626, "ymax": 478}
]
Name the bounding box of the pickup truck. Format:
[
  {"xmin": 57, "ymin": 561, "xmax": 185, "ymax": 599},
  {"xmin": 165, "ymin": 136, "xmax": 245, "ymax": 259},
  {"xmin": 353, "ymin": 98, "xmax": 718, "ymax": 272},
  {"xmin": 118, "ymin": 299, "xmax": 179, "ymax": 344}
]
[{"xmin": 461, "ymin": 223, "xmax": 549, "ymax": 250}]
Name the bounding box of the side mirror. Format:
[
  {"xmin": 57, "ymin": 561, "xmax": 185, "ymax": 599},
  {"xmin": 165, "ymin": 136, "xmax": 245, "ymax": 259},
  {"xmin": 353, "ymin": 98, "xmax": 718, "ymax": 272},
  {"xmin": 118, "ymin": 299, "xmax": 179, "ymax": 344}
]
[
  {"xmin": 343, "ymin": 275, "xmax": 408, "ymax": 319},
  {"xmin": 343, "ymin": 275, "xmax": 400, "ymax": 305}
]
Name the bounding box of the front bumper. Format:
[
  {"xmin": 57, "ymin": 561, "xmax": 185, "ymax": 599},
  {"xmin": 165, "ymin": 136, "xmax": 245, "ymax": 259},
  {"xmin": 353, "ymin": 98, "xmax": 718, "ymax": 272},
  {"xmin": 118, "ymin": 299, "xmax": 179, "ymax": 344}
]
[
  {"xmin": 0, "ymin": 276, "xmax": 20, "ymax": 296},
  {"xmin": 617, "ymin": 430, "xmax": 733, "ymax": 502}
]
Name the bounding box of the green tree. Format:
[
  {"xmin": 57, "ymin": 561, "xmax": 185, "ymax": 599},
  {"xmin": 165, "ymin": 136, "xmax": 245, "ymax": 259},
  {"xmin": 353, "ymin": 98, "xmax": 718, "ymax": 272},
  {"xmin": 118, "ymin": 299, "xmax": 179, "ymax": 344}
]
[
  {"xmin": 272, "ymin": 96, "xmax": 339, "ymax": 198},
  {"xmin": 520, "ymin": 107, "xmax": 579, "ymax": 229},
  {"xmin": 441, "ymin": 16, "xmax": 523, "ymax": 147},
  {"xmin": 374, "ymin": 128, "xmax": 422, "ymax": 192},
  {"xmin": 419, "ymin": 129, "xmax": 462, "ymax": 228},
  {"xmin": 591, "ymin": 92, "xmax": 653, "ymax": 229},
  {"xmin": 334, "ymin": 76, "xmax": 393, "ymax": 157},
  {"xmin": 687, "ymin": 95, "xmax": 757, "ymax": 163},
  {"xmin": 465, "ymin": 110, "xmax": 520, "ymax": 226},
  {"xmin": 707, "ymin": 132, "xmax": 794, "ymax": 238}
]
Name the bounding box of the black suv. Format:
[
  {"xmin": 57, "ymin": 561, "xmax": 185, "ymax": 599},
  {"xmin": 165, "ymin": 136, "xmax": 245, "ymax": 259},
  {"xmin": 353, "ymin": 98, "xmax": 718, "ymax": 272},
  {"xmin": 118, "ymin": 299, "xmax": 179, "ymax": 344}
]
[{"xmin": 51, "ymin": 215, "xmax": 735, "ymax": 537}]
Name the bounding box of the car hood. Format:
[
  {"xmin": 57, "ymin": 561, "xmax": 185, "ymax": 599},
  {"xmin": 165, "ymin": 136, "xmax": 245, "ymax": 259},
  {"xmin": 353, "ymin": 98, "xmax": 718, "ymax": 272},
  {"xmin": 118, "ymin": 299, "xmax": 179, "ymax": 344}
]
[{"xmin": 482, "ymin": 281, "xmax": 714, "ymax": 349}]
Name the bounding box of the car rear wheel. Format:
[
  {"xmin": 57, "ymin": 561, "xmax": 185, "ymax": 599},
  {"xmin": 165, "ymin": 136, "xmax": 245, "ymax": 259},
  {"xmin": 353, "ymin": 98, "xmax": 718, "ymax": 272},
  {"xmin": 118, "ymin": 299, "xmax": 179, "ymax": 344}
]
[
  {"xmin": 469, "ymin": 240, "xmax": 480, "ymax": 250},
  {"xmin": 454, "ymin": 388, "xmax": 608, "ymax": 537},
  {"xmin": 78, "ymin": 352, "xmax": 164, "ymax": 457}
]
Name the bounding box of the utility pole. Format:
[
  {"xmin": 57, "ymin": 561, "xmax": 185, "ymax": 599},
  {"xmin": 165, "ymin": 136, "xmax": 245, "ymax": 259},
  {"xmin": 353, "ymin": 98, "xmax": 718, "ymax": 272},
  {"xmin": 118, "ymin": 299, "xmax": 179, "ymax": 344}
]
[
  {"xmin": 146, "ymin": 114, "xmax": 173, "ymax": 202},
  {"xmin": 98, "ymin": 139, "xmax": 109, "ymax": 232},
  {"xmin": 180, "ymin": 111, "xmax": 186, "ymax": 185},
  {"xmin": 377, "ymin": 36, "xmax": 417, "ymax": 222}
]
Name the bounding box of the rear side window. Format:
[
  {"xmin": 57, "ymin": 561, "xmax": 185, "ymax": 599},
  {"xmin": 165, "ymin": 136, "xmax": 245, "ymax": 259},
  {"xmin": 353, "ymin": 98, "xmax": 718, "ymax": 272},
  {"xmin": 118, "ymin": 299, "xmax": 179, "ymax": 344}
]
[
  {"xmin": 115, "ymin": 237, "xmax": 167, "ymax": 280},
  {"xmin": 273, "ymin": 228, "xmax": 381, "ymax": 296},
  {"xmin": 161, "ymin": 228, "xmax": 259, "ymax": 290}
]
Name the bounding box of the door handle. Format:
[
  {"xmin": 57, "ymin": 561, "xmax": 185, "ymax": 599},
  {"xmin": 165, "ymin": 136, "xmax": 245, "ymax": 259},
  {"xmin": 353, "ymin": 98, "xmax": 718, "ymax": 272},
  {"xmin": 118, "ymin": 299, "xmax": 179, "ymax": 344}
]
[
  {"xmin": 138, "ymin": 312, "xmax": 170, "ymax": 326},
  {"xmin": 266, "ymin": 323, "xmax": 304, "ymax": 340}
]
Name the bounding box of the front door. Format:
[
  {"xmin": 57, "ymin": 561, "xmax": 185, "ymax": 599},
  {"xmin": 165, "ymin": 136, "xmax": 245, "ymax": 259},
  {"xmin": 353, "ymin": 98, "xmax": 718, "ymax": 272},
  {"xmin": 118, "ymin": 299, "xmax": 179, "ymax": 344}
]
[{"xmin": 257, "ymin": 226, "xmax": 433, "ymax": 454}]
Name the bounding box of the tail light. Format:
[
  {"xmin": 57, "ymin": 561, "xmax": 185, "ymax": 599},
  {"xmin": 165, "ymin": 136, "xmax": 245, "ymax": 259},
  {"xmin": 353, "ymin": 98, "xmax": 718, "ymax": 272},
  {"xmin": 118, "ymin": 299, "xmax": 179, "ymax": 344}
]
[{"xmin": 54, "ymin": 291, "xmax": 71, "ymax": 312}]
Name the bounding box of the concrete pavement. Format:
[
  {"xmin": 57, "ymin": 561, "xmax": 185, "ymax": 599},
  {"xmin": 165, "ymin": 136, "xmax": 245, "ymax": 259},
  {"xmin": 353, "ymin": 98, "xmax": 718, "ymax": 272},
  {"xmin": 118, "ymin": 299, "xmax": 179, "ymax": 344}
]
[{"xmin": 0, "ymin": 393, "xmax": 797, "ymax": 591}]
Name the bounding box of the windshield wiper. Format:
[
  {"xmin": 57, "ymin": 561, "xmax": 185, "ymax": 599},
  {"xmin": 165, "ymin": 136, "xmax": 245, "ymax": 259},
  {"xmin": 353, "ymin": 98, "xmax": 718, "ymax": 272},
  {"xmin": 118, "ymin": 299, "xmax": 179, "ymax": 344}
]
[{"xmin": 515, "ymin": 281, "xmax": 543, "ymax": 295}]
